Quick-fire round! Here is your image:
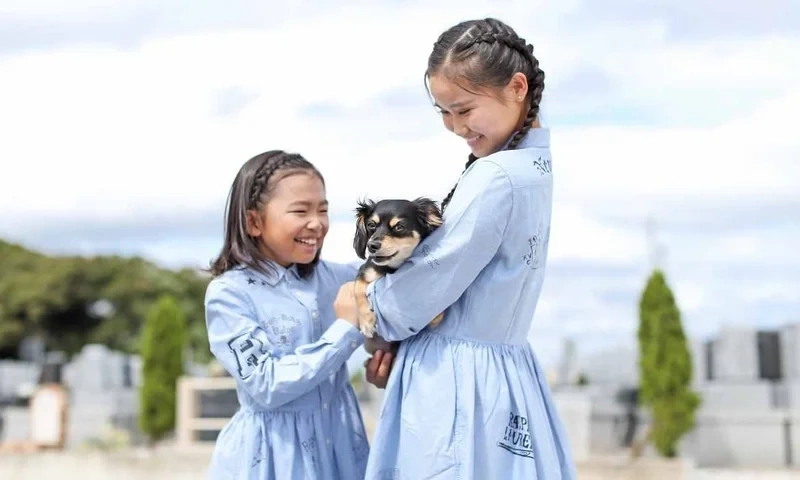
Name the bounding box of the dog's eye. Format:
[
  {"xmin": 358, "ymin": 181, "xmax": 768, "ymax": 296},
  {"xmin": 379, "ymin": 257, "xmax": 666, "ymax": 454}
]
[
  {"xmin": 366, "ymin": 221, "xmax": 376, "ymax": 230},
  {"xmin": 393, "ymin": 224, "xmax": 405, "ymax": 232}
]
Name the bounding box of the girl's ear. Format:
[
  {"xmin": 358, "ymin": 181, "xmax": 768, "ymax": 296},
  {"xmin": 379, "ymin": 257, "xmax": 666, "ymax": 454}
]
[
  {"xmin": 507, "ymin": 72, "xmax": 529, "ymax": 103},
  {"xmin": 245, "ymin": 210, "xmax": 263, "ymax": 237}
]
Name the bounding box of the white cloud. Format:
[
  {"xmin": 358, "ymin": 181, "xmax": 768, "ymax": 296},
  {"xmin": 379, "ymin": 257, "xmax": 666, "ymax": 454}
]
[
  {"xmin": 742, "ymin": 282, "xmax": 800, "ymax": 305},
  {"xmin": 553, "ymin": 89, "xmax": 799, "ymax": 202},
  {"xmin": 548, "ymin": 203, "xmax": 647, "ymax": 263},
  {"xmin": 2, "ymin": 2, "xmax": 795, "ymax": 222}
]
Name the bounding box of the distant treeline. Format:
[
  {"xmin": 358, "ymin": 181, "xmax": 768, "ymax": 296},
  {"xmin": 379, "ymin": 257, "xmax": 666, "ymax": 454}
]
[{"xmin": 0, "ymin": 239, "xmax": 211, "ymax": 363}]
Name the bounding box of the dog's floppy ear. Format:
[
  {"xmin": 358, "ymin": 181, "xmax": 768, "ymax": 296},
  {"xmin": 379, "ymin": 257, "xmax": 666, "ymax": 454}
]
[
  {"xmin": 353, "ymin": 198, "xmax": 375, "ymax": 259},
  {"xmin": 413, "ymin": 197, "xmax": 443, "ymax": 234}
]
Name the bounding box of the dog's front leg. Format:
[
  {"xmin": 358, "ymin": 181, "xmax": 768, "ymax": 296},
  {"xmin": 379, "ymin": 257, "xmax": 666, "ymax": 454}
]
[{"xmin": 354, "ymin": 277, "xmax": 377, "ymax": 338}]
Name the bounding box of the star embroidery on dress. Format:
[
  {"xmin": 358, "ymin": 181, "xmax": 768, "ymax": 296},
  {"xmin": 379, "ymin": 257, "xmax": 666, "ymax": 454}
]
[{"xmin": 247, "ymin": 277, "xmax": 256, "ymax": 285}]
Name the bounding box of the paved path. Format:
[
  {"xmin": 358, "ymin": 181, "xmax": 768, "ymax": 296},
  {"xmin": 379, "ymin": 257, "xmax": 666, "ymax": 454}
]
[
  {"xmin": 577, "ymin": 468, "xmax": 800, "ymax": 480},
  {"xmin": 692, "ymin": 470, "xmax": 800, "ymax": 480}
]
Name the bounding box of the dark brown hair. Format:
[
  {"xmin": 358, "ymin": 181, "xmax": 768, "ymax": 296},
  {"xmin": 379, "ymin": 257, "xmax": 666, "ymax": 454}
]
[
  {"xmin": 426, "ymin": 18, "xmax": 546, "ymax": 212},
  {"xmin": 208, "ymin": 150, "xmax": 324, "ymax": 279}
]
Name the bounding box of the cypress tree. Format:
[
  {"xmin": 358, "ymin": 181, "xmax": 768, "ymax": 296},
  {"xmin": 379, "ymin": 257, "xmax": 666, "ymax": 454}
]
[
  {"xmin": 637, "ymin": 269, "xmax": 701, "ymax": 457},
  {"xmin": 138, "ymin": 294, "xmax": 187, "ymax": 444}
]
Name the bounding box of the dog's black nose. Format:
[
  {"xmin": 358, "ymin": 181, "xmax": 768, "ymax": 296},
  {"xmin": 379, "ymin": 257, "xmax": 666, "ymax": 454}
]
[{"xmin": 368, "ymin": 240, "xmax": 381, "ymax": 253}]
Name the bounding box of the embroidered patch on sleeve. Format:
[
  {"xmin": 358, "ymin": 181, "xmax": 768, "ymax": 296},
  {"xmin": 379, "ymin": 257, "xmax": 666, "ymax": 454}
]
[{"xmin": 227, "ymin": 331, "xmax": 267, "ymax": 379}]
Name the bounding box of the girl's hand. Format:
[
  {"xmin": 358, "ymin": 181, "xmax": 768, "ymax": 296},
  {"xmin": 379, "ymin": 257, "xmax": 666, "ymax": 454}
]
[
  {"xmin": 364, "ymin": 349, "xmax": 395, "ymax": 389},
  {"xmin": 334, "ymin": 281, "xmax": 359, "ymax": 329}
]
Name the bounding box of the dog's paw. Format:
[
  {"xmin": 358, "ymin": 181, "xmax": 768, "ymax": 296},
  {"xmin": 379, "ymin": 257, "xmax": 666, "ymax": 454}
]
[
  {"xmin": 360, "ymin": 321, "xmax": 376, "ymax": 338},
  {"xmin": 429, "ymin": 312, "xmax": 444, "ymax": 328},
  {"xmin": 359, "ymin": 311, "xmax": 377, "ymax": 338}
]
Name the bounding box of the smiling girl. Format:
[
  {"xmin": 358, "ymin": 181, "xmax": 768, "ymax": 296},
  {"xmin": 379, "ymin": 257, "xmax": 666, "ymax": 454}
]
[
  {"xmin": 335, "ymin": 18, "xmax": 576, "ymax": 479},
  {"xmin": 204, "ymin": 150, "xmax": 368, "ymax": 479}
]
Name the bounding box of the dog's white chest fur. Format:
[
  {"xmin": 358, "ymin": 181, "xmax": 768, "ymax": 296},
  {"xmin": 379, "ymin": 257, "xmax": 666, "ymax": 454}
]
[{"xmin": 362, "ymin": 268, "xmax": 379, "ymax": 283}]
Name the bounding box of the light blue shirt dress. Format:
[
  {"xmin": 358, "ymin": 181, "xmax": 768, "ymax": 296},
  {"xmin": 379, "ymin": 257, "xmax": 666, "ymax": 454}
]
[
  {"xmin": 364, "ymin": 128, "xmax": 577, "ymax": 479},
  {"xmin": 204, "ymin": 259, "xmax": 369, "ymax": 479}
]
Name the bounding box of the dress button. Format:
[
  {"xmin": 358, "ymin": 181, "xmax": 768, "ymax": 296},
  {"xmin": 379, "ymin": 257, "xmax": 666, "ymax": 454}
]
[
  {"xmin": 323, "ymin": 403, "xmax": 328, "ymax": 409},
  {"xmin": 312, "ymin": 310, "xmax": 318, "ymax": 318},
  {"xmin": 326, "ymin": 438, "xmax": 331, "ymax": 445},
  {"xmin": 350, "ymin": 341, "xmax": 357, "ymax": 349}
]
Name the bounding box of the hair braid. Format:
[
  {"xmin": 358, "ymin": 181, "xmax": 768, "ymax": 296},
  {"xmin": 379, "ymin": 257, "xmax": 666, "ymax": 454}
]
[
  {"xmin": 434, "ymin": 18, "xmax": 546, "ymax": 213},
  {"xmin": 249, "ymin": 152, "xmax": 305, "ymax": 208},
  {"xmin": 440, "ymin": 154, "xmax": 478, "ymax": 212}
]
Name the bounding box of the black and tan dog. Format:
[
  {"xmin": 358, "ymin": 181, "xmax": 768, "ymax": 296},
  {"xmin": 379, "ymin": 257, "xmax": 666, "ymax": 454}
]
[{"xmin": 353, "ymin": 197, "xmax": 444, "ymax": 353}]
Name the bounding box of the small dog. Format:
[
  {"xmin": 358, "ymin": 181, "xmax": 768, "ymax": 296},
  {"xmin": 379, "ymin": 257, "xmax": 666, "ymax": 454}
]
[{"xmin": 353, "ymin": 197, "xmax": 445, "ymax": 353}]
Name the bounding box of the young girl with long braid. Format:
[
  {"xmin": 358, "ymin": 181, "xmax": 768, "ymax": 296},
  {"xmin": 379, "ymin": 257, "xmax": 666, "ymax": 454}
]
[{"xmin": 334, "ymin": 18, "xmax": 576, "ymax": 479}]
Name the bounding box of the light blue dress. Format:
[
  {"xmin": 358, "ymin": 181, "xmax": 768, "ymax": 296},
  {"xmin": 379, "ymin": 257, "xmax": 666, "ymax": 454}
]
[
  {"xmin": 365, "ymin": 128, "xmax": 576, "ymax": 479},
  {"xmin": 204, "ymin": 260, "xmax": 369, "ymax": 479}
]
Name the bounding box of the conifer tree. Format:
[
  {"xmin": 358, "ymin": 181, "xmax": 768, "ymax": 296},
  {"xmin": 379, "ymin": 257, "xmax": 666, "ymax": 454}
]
[
  {"xmin": 637, "ymin": 269, "xmax": 701, "ymax": 457},
  {"xmin": 139, "ymin": 294, "xmax": 187, "ymax": 444}
]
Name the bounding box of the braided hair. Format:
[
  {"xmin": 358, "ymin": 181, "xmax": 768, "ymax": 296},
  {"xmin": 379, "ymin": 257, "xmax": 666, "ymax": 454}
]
[
  {"xmin": 209, "ymin": 150, "xmax": 324, "ymax": 279},
  {"xmin": 427, "ymin": 18, "xmax": 545, "ymax": 212}
]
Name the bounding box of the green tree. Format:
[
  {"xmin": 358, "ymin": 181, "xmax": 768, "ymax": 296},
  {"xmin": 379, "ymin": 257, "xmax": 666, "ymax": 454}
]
[
  {"xmin": 636, "ymin": 269, "xmax": 701, "ymax": 458},
  {"xmin": 138, "ymin": 294, "xmax": 187, "ymax": 444},
  {"xmin": 0, "ymin": 238, "xmax": 210, "ymax": 362}
]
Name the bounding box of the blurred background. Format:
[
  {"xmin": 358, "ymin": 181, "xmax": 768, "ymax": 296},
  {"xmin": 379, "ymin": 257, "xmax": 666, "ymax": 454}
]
[{"xmin": 0, "ymin": 0, "xmax": 797, "ymax": 478}]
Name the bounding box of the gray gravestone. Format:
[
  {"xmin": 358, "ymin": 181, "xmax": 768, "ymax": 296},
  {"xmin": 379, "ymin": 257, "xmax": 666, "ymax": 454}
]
[
  {"xmin": 690, "ymin": 339, "xmax": 707, "ymax": 387},
  {"xmin": 557, "ymin": 338, "xmax": 577, "ymax": 386},
  {"xmin": 780, "ymin": 324, "xmax": 800, "ymax": 381},
  {"xmin": 713, "ymin": 325, "xmax": 758, "ymax": 382}
]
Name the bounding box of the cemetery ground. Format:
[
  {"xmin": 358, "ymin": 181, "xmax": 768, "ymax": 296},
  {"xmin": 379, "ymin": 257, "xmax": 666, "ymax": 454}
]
[
  {"xmin": 2, "ymin": 446, "xmax": 800, "ymax": 479},
  {"xmin": 4, "ymin": 342, "xmax": 800, "ymax": 478},
  {"xmin": 3, "ymin": 376, "xmax": 800, "ymax": 480}
]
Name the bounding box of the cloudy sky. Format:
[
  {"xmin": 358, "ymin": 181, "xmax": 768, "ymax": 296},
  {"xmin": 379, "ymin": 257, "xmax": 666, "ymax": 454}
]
[{"xmin": 1, "ymin": 0, "xmax": 797, "ymax": 370}]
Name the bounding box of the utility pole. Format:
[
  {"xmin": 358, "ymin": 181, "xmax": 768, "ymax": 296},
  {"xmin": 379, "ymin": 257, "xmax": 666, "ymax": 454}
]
[{"xmin": 645, "ymin": 215, "xmax": 667, "ymax": 270}]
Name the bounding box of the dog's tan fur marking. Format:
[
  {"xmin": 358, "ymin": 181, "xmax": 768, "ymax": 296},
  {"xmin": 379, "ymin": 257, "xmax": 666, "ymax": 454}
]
[
  {"xmin": 428, "ymin": 213, "xmax": 443, "ymax": 227},
  {"xmin": 389, "ymin": 217, "xmax": 400, "ymax": 228},
  {"xmin": 369, "ymin": 214, "xmax": 380, "ymax": 225},
  {"xmin": 379, "ymin": 234, "xmax": 419, "ymax": 254}
]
